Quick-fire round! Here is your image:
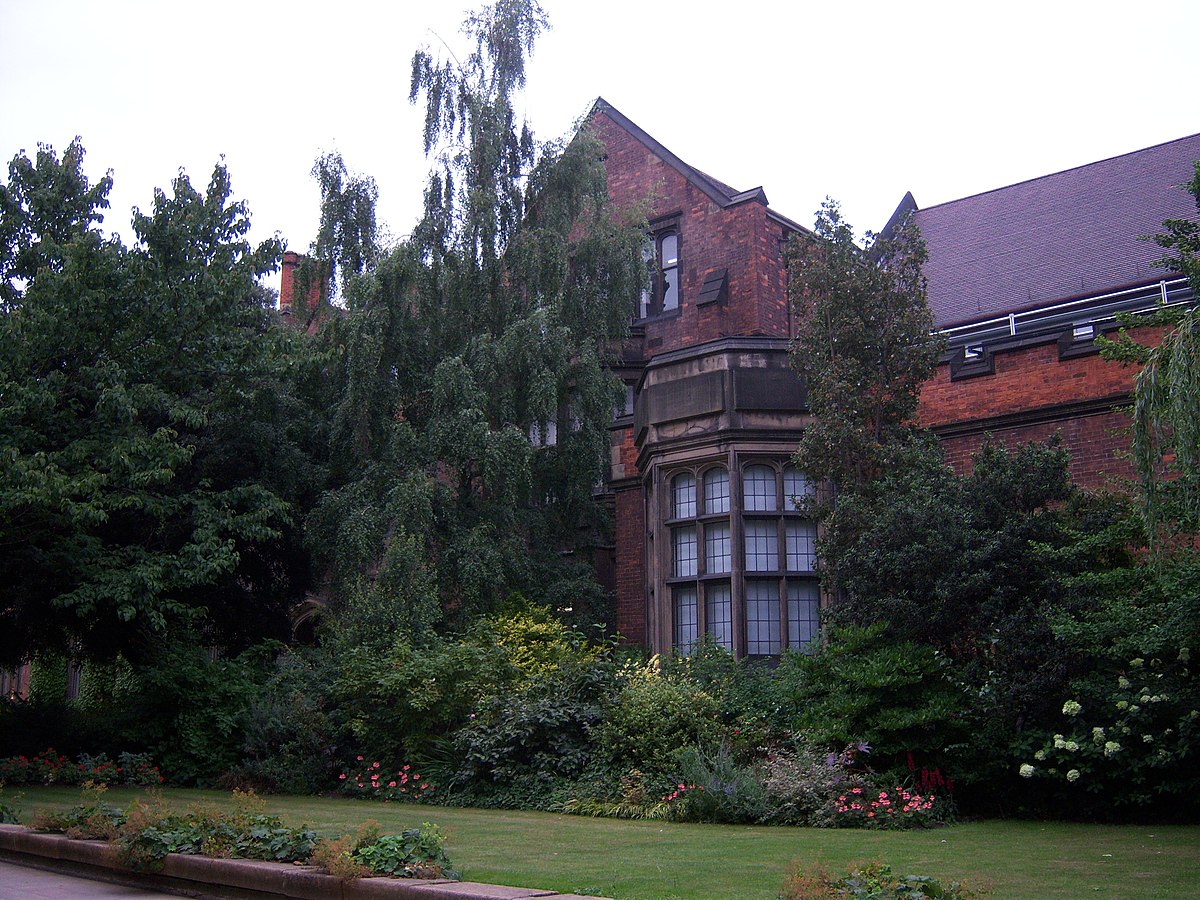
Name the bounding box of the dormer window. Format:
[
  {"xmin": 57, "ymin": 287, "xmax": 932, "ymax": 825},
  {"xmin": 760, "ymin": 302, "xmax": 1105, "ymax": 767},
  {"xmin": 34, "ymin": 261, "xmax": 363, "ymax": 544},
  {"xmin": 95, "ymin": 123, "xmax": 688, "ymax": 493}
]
[{"xmin": 637, "ymin": 226, "xmax": 681, "ymax": 319}]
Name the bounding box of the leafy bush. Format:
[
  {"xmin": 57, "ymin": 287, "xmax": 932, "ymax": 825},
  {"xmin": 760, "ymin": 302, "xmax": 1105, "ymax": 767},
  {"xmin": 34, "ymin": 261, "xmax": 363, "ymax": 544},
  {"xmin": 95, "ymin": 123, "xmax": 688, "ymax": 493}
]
[
  {"xmin": 120, "ymin": 640, "xmax": 277, "ymax": 785},
  {"xmin": 116, "ymin": 792, "xmax": 316, "ymax": 870},
  {"xmin": 831, "ymin": 787, "xmax": 942, "ymax": 829},
  {"xmin": 30, "ymin": 783, "xmax": 126, "ymax": 839},
  {"xmin": 354, "ymin": 824, "xmax": 455, "ymax": 878},
  {"xmin": 782, "ymin": 860, "xmax": 987, "ymax": 898},
  {"xmin": 118, "ymin": 752, "xmax": 165, "ymax": 786},
  {"xmin": 595, "ymin": 658, "xmax": 723, "ymax": 774},
  {"xmin": 335, "ymin": 637, "xmax": 513, "ymax": 764},
  {"xmin": 776, "ymin": 625, "xmax": 969, "ymax": 779},
  {"xmin": 339, "ymin": 758, "xmax": 435, "ymax": 801},
  {"xmin": 237, "ymin": 647, "xmax": 344, "ymax": 793},
  {"xmin": 556, "ymin": 768, "xmax": 680, "ymax": 820},
  {"xmin": 663, "ymin": 639, "xmax": 784, "ymax": 750},
  {"xmin": 667, "ymin": 743, "xmax": 768, "ymax": 823},
  {"xmin": 452, "ymin": 654, "xmax": 612, "ymax": 788},
  {"xmin": 759, "ymin": 740, "xmax": 875, "ymax": 827}
]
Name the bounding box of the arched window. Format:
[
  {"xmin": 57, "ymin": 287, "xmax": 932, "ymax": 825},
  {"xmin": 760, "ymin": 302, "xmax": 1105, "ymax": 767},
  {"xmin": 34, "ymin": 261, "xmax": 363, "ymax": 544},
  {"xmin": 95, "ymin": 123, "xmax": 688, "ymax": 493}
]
[
  {"xmin": 743, "ymin": 464, "xmax": 777, "ymax": 511},
  {"xmin": 669, "ymin": 465, "xmax": 732, "ymax": 654},
  {"xmin": 741, "ymin": 462, "xmax": 819, "ymax": 656},
  {"xmin": 665, "ymin": 460, "xmax": 818, "ymax": 658}
]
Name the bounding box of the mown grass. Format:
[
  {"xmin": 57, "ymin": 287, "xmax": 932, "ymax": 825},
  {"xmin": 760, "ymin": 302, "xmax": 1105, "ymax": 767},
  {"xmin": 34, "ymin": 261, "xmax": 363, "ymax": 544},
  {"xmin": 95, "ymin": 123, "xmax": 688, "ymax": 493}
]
[{"xmin": 4, "ymin": 785, "xmax": 1197, "ymax": 899}]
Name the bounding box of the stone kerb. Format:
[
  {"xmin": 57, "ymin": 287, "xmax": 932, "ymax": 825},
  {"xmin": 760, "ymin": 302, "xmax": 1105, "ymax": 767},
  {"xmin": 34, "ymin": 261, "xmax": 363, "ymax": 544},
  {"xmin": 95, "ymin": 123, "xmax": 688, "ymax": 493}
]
[{"xmin": 0, "ymin": 823, "xmax": 608, "ymax": 900}]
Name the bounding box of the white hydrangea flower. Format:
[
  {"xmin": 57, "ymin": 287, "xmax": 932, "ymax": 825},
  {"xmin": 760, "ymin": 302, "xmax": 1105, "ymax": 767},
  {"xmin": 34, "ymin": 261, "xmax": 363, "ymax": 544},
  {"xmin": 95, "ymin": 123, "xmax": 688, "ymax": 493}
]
[
  {"xmin": 1104, "ymin": 741, "xmax": 1122, "ymax": 758},
  {"xmin": 1062, "ymin": 700, "xmax": 1083, "ymax": 717},
  {"xmin": 1019, "ymin": 763, "xmax": 1035, "ymax": 778},
  {"xmin": 1066, "ymin": 769, "xmax": 1080, "ymax": 783}
]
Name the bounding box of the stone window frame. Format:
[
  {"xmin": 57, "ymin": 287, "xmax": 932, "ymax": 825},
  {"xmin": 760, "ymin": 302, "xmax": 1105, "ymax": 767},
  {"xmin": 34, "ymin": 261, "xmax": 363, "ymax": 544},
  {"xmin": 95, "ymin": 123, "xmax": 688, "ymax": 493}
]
[
  {"xmin": 739, "ymin": 460, "xmax": 819, "ymax": 657},
  {"xmin": 637, "ymin": 216, "xmax": 682, "ymax": 320},
  {"xmin": 666, "ymin": 464, "xmax": 734, "ymax": 653},
  {"xmin": 662, "ymin": 457, "xmax": 820, "ymax": 657}
]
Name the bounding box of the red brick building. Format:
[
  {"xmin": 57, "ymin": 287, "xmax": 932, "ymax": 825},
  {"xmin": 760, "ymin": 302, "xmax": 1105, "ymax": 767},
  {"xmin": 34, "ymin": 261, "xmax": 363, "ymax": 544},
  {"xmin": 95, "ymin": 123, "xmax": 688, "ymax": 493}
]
[{"xmin": 591, "ymin": 98, "xmax": 1199, "ymax": 656}]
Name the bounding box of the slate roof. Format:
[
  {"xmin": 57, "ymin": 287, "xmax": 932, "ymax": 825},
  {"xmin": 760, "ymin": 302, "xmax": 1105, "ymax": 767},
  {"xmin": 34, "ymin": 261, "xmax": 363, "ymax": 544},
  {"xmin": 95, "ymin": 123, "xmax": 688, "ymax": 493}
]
[{"xmin": 905, "ymin": 134, "xmax": 1200, "ymax": 329}]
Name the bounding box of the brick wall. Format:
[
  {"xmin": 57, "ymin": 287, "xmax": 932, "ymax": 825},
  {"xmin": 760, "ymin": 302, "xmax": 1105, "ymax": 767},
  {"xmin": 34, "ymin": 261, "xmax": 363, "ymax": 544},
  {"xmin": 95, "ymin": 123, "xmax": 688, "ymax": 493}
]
[
  {"xmin": 937, "ymin": 409, "xmax": 1136, "ymax": 491},
  {"xmin": 612, "ymin": 484, "xmax": 646, "ymax": 644},
  {"xmin": 592, "ymin": 112, "xmax": 790, "ymax": 359},
  {"xmin": 917, "ymin": 326, "xmax": 1170, "ymax": 491}
]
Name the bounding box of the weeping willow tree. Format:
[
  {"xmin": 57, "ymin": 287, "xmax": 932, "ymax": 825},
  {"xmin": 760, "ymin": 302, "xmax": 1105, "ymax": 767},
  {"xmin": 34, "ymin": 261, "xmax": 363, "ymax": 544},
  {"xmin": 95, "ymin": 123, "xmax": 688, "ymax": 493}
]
[
  {"xmin": 306, "ymin": 0, "xmax": 647, "ymax": 643},
  {"xmin": 1101, "ymin": 162, "xmax": 1200, "ymax": 542}
]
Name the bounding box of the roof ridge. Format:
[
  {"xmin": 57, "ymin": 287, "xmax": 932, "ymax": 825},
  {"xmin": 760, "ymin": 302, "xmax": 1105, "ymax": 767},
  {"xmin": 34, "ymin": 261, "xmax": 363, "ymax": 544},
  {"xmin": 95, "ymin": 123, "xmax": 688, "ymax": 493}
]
[{"xmin": 915, "ymin": 131, "xmax": 1200, "ymax": 214}]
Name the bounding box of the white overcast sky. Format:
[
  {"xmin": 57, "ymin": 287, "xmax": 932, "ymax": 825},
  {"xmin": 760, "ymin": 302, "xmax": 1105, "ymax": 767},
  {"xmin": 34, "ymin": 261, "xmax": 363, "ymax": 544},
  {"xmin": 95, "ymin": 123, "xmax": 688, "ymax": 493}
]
[{"xmin": 2, "ymin": 0, "xmax": 1198, "ymax": 267}]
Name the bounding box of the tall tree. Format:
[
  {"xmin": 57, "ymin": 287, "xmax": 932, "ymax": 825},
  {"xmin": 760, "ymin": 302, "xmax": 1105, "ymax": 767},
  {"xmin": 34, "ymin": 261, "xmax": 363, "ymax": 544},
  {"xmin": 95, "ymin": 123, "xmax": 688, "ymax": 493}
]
[
  {"xmin": 307, "ymin": 0, "xmax": 646, "ymax": 640},
  {"xmin": 0, "ymin": 139, "xmax": 316, "ymax": 665},
  {"xmin": 787, "ymin": 200, "xmax": 942, "ymax": 494},
  {"xmin": 1098, "ymin": 162, "xmax": 1200, "ymax": 540}
]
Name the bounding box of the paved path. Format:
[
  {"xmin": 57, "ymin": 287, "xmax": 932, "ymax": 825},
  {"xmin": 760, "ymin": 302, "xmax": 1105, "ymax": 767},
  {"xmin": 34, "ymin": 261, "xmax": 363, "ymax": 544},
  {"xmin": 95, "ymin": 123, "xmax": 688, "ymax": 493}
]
[{"xmin": 0, "ymin": 859, "xmax": 184, "ymax": 899}]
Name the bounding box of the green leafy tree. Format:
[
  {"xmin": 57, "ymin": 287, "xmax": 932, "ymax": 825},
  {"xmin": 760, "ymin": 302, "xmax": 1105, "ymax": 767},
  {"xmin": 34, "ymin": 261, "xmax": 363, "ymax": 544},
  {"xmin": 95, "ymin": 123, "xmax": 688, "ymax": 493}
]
[
  {"xmin": 787, "ymin": 201, "xmax": 943, "ymax": 493},
  {"xmin": 1099, "ymin": 161, "xmax": 1200, "ymax": 539},
  {"xmin": 307, "ymin": 0, "xmax": 647, "ymax": 638},
  {"xmin": 0, "ymin": 139, "xmax": 317, "ymax": 665}
]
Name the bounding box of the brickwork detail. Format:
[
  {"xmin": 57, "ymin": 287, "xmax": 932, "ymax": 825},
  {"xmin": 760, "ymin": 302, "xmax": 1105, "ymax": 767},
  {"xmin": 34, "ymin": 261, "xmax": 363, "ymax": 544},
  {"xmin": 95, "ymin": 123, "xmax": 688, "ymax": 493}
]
[
  {"xmin": 612, "ymin": 485, "xmax": 646, "ymax": 645},
  {"xmin": 592, "ymin": 112, "xmax": 791, "ymax": 358}
]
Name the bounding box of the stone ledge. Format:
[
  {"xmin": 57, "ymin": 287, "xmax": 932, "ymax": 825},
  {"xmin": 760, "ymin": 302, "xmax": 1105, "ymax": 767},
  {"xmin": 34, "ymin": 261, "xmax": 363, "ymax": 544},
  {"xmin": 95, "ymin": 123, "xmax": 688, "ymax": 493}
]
[{"xmin": 0, "ymin": 824, "xmax": 606, "ymax": 900}]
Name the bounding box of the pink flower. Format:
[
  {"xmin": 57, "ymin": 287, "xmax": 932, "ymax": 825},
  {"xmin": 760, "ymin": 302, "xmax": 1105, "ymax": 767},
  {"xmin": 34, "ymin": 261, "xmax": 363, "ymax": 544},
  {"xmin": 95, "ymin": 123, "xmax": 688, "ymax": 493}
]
[
  {"xmin": 339, "ymin": 773, "xmax": 347, "ymax": 780},
  {"xmin": 357, "ymin": 756, "xmax": 363, "ymax": 761},
  {"xmin": 373, "ymin": 761, "xmax": 380, "ymax": 768},
  {"xmin": 388, "ymin": 781, "xmax": 397, "ymax": 787}
]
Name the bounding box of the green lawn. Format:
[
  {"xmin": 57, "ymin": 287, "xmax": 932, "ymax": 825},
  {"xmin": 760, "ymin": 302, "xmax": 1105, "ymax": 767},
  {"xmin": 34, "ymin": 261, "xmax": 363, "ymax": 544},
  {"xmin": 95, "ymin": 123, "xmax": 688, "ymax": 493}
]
[{"xmin": 5, "ymin": 786, "xmax": 1198, "ymax": 899}]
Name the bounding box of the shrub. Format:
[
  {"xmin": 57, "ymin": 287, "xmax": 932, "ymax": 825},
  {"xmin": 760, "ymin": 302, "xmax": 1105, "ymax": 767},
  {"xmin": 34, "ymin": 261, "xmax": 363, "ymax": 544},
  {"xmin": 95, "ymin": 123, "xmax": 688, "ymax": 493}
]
[
  {"xmin": 664, "ymin": 639, "xmax": 785, "ymax": 751},
  {"xmin": 310, "ymin": 834, "xmax": 372, "ymax": 879},
  {"xmin": 30, "ymin": 782, "xmax": 126, "ymax": 839},
  {"xmin": 667, "ymin": 743, "xmax": 768, "ymax": 823},
  {"xmin": 782, "ymin": 860, "xmax": 987, "ymax": 899},
  {"xmin": 776, "ymin": 625, "xmax": 969, "ymax": 779},
  {"xmin": 122, "ymin": 640, "xmax": 278, "ymax": 786},
  {"xmin": 339, "ymin": 758, "xmax": 435, "ymax": 802},
  {"xmin": 556, "ymin": 768, "xmax": 680, "ymax": 820},
  {"xmin": 117, "ymin": 752, "xmax": 165, "ymax": 786},
  {"xmin": 353, "ymin": 824, "xmax": 455, "ymax": 879},
  {"xmin": 451, "ymin": 655, "xmax": 612, "ymax": 788},
  {"xmin": 595, "ymin": 658, "xmax": 723, "ymax": 774},
  {"xmin": 831, "ymin": 787, "xmax": 941, "ymax": 830},
  {"xmin": 759, "ymin": 740, "xmax": 875, "ymax": 827},
  {"xmin": 335, "ymin": 637, "xmax": 511, "ymax": 764},
  {"xmin": 238, "ymin": 647, "xmax": 343, "ymax": 793},
  {"xmin": 116, "ymin": 792, "xmax": 317, "ymax": 870},
  {"xmin": 0, "ymin": 749, "xmax": 163, "ymax": 787}
]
